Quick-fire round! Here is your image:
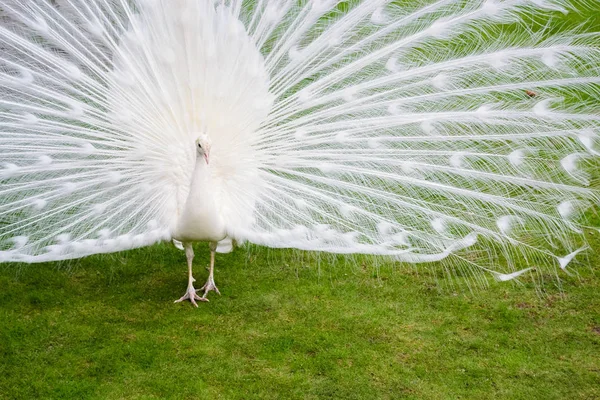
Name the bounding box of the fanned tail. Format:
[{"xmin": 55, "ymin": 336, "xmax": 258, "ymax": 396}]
[
  {"xmin": 0, "ymin": 0, "xmax": 179, "ymax": 261},
  {"xmin": 1, "ymin": 0, "xmax": 599, "ymax": 286},
  {"xmin": 237, "ymin": 0, "xmax": 600, "ymax": 282}
]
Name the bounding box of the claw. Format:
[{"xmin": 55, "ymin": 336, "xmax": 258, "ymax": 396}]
[
  {"xmin": 175, "ymin": 282, "xmax": 208, "ymax": 306},
  {"xmin": 200, "ymin": 275, "xmax": 220, "ymax": 299}
]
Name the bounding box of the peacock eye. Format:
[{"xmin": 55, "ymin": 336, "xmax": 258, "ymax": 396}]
[{"xmin": 198, "ymin": 143, "xmax": 202, "ymax": 148}]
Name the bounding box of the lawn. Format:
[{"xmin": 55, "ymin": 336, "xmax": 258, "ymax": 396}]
[{"xmin": 0, "ymin": 236, "xmax": 599, "ymax": 399}]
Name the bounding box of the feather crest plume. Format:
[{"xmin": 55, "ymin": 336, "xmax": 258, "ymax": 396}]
[{"xmin": 0, "ymin": 0, "xmax": 599, "ymax": 285}]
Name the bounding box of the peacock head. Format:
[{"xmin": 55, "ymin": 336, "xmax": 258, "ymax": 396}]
[{"xmin": 195, "ymin": 134, "xmax": 212, "ymax": 165}]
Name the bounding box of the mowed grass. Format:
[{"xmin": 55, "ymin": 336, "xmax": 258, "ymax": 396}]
[{"xmin": 0, "ymin": 233, "xmax": 599, "ymax": 399}]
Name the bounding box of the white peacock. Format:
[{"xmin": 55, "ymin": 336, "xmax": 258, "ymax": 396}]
[{"xmin": 0, "ymin": 0, "xmax": 599, "ymax": 306}]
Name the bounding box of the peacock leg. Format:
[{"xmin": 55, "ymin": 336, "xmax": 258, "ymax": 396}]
[
  {"xmin": 174, "ymin": 242, "xmax": 207, "ymax": 307},
  {"xmin": 200, "ymin": 241, "xmax": 221, "ymax": 300}
]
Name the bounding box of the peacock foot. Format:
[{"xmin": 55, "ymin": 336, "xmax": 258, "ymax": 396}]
[
  {"xmin": 174, "ymin": 280, "xmax": 208, "ymax": 307},
  {"xmin": 199, "ymin": 275, "xmax": 220, "ymax": 300}
]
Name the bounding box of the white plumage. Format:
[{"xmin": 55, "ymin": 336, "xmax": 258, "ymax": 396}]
[{"xmin": 0, "ymin": 0, "xmax": 599, "ymax": 303}]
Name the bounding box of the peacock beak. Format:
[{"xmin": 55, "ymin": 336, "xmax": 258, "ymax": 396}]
[{"xmin": 204, "ymin": 151, "xmax": 210, "ymax": 165}]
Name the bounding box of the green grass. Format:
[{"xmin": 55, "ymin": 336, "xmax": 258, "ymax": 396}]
[{"xmin": 1, "ymin": 237, "xmax": 599, "ymax": 399}]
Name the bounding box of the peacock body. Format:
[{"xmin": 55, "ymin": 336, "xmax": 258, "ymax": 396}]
[{"xmin": 1, "ymin": 0, "xmax": 599, "ymax": 303}]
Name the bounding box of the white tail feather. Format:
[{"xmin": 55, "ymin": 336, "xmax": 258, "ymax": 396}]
[{"xmin": 0, "ymin": 0, "xmax": 599, "ymax": 286}]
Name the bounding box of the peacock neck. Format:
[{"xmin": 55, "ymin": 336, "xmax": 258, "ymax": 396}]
[{"xmin": 189, "ymin": 156, "xmax": 211, "ymax": 193}]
